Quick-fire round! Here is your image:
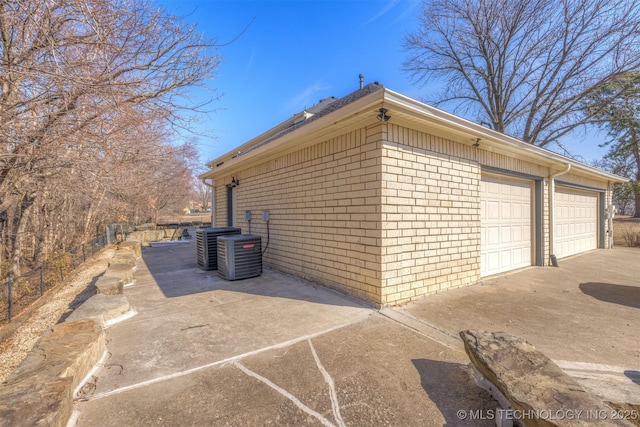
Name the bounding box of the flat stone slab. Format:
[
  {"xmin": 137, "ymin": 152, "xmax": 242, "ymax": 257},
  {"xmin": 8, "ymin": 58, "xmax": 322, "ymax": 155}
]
[
  {"xmin": 119, "ymin": 240, "xmax": 141, "ymax": 258},
  {"xmin": 460, "ymin": 330, "xmax": 634, "ymax": 427},
  {"xmin": 103, "ymin": 263, "xmax": 134, "ymax": 285},
  {"xmin": 65, "ymin": 294, "xmax": 131, "ymax": 328},
  {"xmin": 127, "ymin": 230, "xmax": 164, "ymax": 245},
  {"xmin": 108, "ymin": 253, "xmax": 136, "ymax": 268},
  {"xmin": 0, "ymin": 320, "xmax": 104, "ymax": 427},
  {"xmin": 163, "ymin": 228, "xmax": 186, "ymax": 240},
  {"xmin": 95, "ymin": 276, "xmax": 124, "ymax": 295}
]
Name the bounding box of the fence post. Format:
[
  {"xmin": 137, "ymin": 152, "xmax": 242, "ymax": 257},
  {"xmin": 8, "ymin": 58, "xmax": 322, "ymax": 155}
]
[
  {"xmin": 7, "ymin": 279, "xmax": 12, "ymax": 323},
  {"xmin": 40, "ymin": 266, "xmax": 44, "ymax": 296}
]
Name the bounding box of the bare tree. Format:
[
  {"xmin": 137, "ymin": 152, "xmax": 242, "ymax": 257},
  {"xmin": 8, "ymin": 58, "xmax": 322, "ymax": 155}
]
[
  {"xmin": 403, "ymin": 0, "xmax": 640, "ymax": 147},
  {"xmin": 192, "ymin": 168, "xmax": 212, "ymax": 211},
  {"xmin": 588, "ymin": 72, "xmax": 640, "ymax": 216},
  {"xmin": 0, "ymin": 0, "xmax": 221, "ymax": 278}
]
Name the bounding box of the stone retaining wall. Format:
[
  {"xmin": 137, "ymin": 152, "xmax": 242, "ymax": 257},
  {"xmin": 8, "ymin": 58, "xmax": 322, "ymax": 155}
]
[
  {"xmin": 127, "ymin": 228, "xmax": 187, "ymax": 246},
  {"xmin": 0, "ymin": 240, "xmax": 141, "ymax": 427}
]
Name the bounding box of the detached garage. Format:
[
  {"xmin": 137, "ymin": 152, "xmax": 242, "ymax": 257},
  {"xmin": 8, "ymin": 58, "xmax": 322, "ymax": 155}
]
[{"xmin": 200, "ymin": 82, "xmax": 626, "ymax": 306}]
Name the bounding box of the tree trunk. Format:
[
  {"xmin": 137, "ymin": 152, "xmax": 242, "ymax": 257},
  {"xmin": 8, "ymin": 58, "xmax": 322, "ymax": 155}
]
[
  {"xmin": 634, "ymin": 171, "xmax": 640, "ymax": 218},
  {"xmin": 10, "ymin": 195, "xmax": 36, "ymax": 278}
]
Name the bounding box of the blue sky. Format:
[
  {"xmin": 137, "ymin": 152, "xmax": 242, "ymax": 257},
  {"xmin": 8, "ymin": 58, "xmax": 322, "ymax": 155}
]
[{"xmin": 157, "ymin": 0, "xmax": 609, "ymax": 166}]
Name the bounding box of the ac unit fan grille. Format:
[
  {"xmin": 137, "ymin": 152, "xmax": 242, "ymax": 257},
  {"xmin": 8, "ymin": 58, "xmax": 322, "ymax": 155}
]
[
  {"xmin": 196, "ymin": 227, "xmax": 241, "ymax": 270},
  {"xmin": 218, "ymin": 234, "xmax": 262, "ymax": 280}
]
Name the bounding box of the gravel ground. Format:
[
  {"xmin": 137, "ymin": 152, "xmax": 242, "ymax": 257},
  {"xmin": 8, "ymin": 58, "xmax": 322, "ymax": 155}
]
[{"xmin": 0, "ymin": 247, "xmax": 115, "ymax": 383}]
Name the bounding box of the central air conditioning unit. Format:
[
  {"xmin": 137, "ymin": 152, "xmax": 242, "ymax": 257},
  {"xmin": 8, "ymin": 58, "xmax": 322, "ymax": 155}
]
[
  {"xmin": 196, "ymin": 227, "xmax": 241, "ymax": 270},
  {"xmin": 217, "ymin": 234, "xmax": 262, "ymax": 281}
]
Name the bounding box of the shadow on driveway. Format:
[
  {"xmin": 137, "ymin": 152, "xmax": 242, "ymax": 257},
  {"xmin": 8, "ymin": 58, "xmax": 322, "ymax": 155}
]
[
  {"xmin": 579, "ymin": 282, "xmax": 640, "ymax": 309},
  {"xmin": 413, "ymin": 358, "xmax": 495, "ymax": 426}
]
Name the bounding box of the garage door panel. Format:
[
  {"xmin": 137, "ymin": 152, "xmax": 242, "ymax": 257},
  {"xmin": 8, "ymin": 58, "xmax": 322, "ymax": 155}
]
[
  {"xmin": 501, "ymin": 202, "xmax": 511, "ymax": 219},
  {"xmin": 500, "ymin": 250, "xmax": 512, "ymax": 268},
  {"xmin": 514, "ymin": 202, "xmax": 523, "ymax": 219},
  {"xmin": 487, "ymin": 226, "xmax": 500, "ymax": 245},
  {"xmin": 555, "ymin": 187, "xmax": 597, "ymax": 258},
  {"xmin": 501, "ymin": 227, "xmax": 511, "ymax": 243},
  {"xmin": 481, "ymin": 175, "xmax": 533, "ymax": 277},
  {"xmin": 487, "ymin": 200, "xmax": 499, "ymax": 219}
]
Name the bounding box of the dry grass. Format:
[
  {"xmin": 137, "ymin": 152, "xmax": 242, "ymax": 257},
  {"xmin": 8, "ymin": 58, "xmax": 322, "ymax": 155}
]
[{"xmin": 613, "ymin": 216, "xmax": 640, "ymax": 247}]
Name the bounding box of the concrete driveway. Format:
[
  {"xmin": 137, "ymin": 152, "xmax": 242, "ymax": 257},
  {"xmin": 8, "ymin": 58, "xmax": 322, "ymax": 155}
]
[{"xmin": 69, "ymin": 238, "xmax": 640, "ymax": 426}]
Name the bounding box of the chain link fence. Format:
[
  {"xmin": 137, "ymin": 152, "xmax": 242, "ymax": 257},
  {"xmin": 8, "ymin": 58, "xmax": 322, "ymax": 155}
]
[
  {"xmin": 1, "ymin": 220, "xmax": 213, "ymax": 325},
  {"xmin": 105, "ymin": 222, "xmax": 136, "ymax": 244},
  {"xmin": 0, "ymin": 235, "xmax": 107, "ymax": 325}
]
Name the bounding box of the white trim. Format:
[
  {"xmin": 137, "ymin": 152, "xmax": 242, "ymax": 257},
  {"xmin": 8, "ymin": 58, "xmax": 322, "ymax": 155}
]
[{"xmin": 200, "ymin": 87, "xmax": 626, "ymax": 186}]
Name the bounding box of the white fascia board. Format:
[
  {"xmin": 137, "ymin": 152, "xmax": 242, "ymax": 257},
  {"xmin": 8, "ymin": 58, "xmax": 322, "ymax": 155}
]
[
  {"xmin": 200, "ymin": 86, "xmax": 626, "ymax": 184},
  {"xmin": 383, "ymin": 89, "xmax": 628, "ymax": 184}
]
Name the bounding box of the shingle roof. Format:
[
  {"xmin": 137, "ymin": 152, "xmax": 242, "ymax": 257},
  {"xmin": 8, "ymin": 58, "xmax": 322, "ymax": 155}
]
[{"xmin": 238, "ymin": 82, "xmax": 384, "ymax": 157}]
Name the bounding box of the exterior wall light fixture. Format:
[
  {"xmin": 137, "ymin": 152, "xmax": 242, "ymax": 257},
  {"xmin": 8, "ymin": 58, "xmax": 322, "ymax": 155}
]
[{"xmin": 377, "ymin": 108, "xmax": 391, "ymax": 122}]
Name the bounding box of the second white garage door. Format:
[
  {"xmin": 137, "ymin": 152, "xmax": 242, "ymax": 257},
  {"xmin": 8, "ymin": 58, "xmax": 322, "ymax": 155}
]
[
  {"xmin": 481, "ymin": 174, "xmax": 533, "ymax": 277},
  {"xmin": 555, "ymin": 187, "xmax": 598, "ymax": 258}
]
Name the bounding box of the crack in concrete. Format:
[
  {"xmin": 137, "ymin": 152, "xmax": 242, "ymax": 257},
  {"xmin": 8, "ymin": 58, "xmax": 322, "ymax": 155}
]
[
  {"xmin": 233, "ymin": 361, "xmax": 336, "ymax": 427},
  {"xmin": 80, "ymin": 317, "xmax": 370, "ymax": 402},
  {"xmin": 308, "ymin": 339, "xmax": 345, "ymax": 427}
]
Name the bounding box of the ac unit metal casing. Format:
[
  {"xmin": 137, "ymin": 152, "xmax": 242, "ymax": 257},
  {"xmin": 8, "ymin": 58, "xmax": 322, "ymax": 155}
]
[
  {"xmin": 217, "ymin": 234, "xmax": 262, "ymax": 281},
  {"xmin": 196, "ymin": 228, "xmax": 241, "ymax": 270}
]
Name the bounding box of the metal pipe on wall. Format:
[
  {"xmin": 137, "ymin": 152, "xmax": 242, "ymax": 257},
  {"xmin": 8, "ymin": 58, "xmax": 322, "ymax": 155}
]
[{"xmin": 548, "ymin": 163, "xmax": 571, "ymax": 266}]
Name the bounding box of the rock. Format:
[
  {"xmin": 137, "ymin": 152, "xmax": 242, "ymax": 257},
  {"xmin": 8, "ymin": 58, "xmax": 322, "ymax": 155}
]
[
  {"xmin": 103, "ymin": 263, "xmax": 134, "ymax": 285},
  {"xmin": 459, "ymin": 330, "xmax": 633, "ymax": 427},
  {"xmin": 95, "ymin": 275, "xmax": 124, "ymax": 295},
  {"xmin": 108, "ymin": 252, "xmax": 136, "ymax": 268},
  {"xmin": 163, "ymin": 228, "xmax": 184, "ymax": 240},
  {"xmin": 119, "ymin": 240, "xmax": 141, "ymax": 257},
  {"xmin": 0, "ymin": 320, "xmax": 104, "ymax": 427},
  {"xmin": 65, "ymin": 294, "xmax": 131, "ymax": 328},
  {"xmin": 125, "ymin": 230, "xmax": 163, "ymax": 245}
]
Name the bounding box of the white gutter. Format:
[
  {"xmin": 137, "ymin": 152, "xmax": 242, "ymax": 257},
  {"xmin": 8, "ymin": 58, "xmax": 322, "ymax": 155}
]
[
  {"xmin": 549, "ymin": 163, "xmax": 571, "ymax": 266},
  {"xmin": 383, "ymin": 89, "xmax": 628, "ymax": 184},
  {"xmin": 202, "ymin": 178, "xmax": 215, "ymax": 226}
]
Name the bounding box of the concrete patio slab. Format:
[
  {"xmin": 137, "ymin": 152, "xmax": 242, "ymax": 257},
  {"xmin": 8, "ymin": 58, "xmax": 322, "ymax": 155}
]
[
  {"xmin": 70, "ymin": 236, "xmax": 497, "ymax": 426},
  {"xmin": 69, "ymin": 238, "xmax": 640, "ymax": 426},
  {"xmin": 396, "ymin": 247, "xmax": 640, "ymax": 409},
  {"xmin": 396, "ymin": 247, "xmax": 640, "ymax": 368}
]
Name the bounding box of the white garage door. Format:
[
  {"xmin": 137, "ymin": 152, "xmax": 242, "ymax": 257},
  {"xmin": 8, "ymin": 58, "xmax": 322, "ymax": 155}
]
[
  {"xmin": 555, "ymin": 187, "xmax": 598, "ymax": 258},
  {"xmin": 481, "ymin": 174, "xmax": 532, "ymax": 277}
]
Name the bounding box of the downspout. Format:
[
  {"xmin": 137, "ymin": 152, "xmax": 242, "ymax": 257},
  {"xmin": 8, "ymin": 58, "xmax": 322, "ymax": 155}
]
[
  {"xmin": 202, "ymin": 178, "xmax": 215, "ymax": 226},
  {"xmin": 549, "ymin": 163, "xmax": 571, "ymax": 266}
]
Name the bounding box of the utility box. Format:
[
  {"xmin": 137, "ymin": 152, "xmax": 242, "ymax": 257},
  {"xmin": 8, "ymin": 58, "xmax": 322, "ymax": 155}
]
[
  {"xmin": 196, "ymin": 228, "xmax": 241, "ymax": 270},
  {"xmin": 217, "ymin": 234, "xmax": 262, "ymax": 281}
]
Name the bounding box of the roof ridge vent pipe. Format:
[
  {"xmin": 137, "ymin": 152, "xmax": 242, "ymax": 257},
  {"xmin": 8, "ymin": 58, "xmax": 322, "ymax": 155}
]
[
  {"xmin": 359, "ymin": 73, "xmax": 364, "ymax": 89},
  {"xmin": 549, "ymin": 163, "xmax": 571, "ymax": 266}
]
